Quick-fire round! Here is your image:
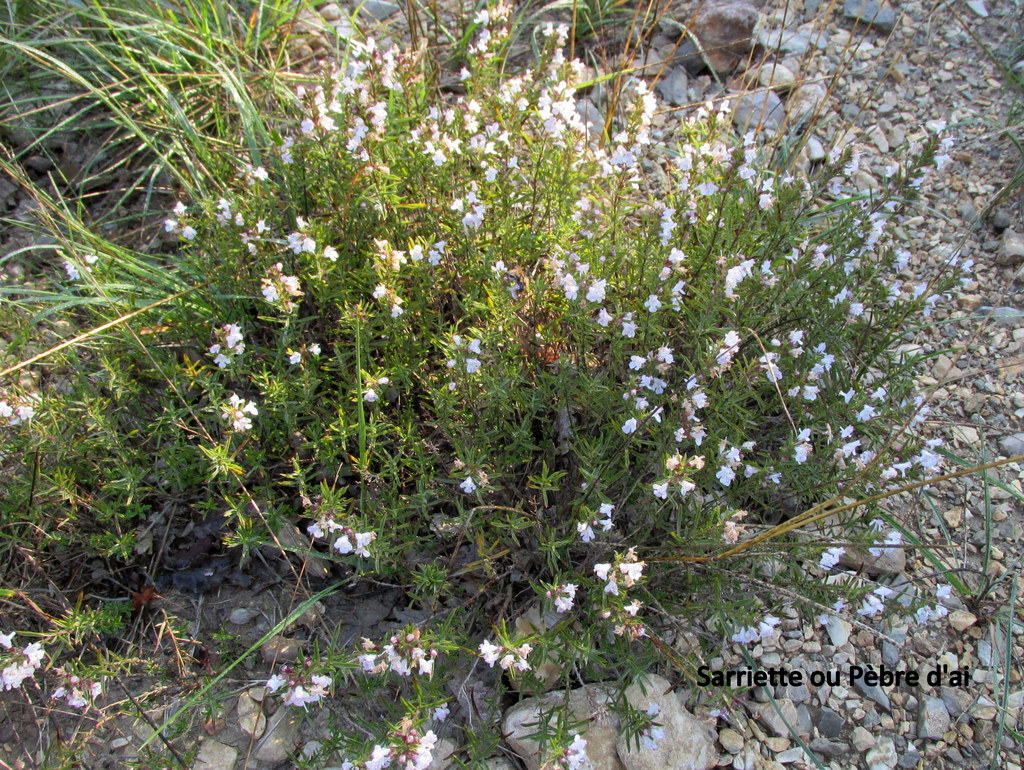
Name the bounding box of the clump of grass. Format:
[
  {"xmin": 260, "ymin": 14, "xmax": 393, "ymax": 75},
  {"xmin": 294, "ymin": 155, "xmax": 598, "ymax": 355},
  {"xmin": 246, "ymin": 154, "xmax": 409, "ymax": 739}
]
[{"xmin": 0, "ymin": 1, "xmax": 977, "ymax": 765}]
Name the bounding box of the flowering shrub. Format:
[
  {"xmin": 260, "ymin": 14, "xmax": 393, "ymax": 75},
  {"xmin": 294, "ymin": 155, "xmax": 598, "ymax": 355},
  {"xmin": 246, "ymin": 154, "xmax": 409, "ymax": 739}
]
[{"xmin": 0, "ymin": 1, "xmax": 968, "ymax": 763}]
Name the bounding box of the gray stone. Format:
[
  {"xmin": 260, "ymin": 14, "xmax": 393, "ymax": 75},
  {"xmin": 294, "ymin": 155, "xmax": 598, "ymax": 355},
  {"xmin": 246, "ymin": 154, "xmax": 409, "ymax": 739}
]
[
  {"xmin": 997, "ymin": 229, "xmax": 1024, "ymax": 265},
  {"xmin": 917, "ymin": 696, "xmax": 950, "ymax": 740},
  {"xmin": 998, "ymin": 432, "xmax": 1024, "ymax": 457},
  {"xmin": 805, "ymin": 136, "xmax": 826, "ymax": 161},
  {"xmin": 757, "ymin": 28, "xmax": 826, "ymax": 55},
  {"xmin": 731, "ymin": 90, "xmax": 785, "ymax": 134},
  {"xmin": 775, "ymin": 747, "xmax": 807, "ymax": 763},
  {"xmin": 897, "ymin": 749, "xmax": 922, "ymax": 769},
  {"xmin": 359, "ymin": 0, "xmax": 400, "ymax": 20},
  {"xmin": 881, "ymin": 640, "xmax": 900, "ymax": 668},
  {"xmin": 194, "ymin": 739, "xmax": 238, "ymax": 770},
  {"xmin": 795, "ymin": 704, "xmax": 813, "ymax": 737},
  {"xmin": 865, "ymin": 736, "xmax": 898, "ymax": 769},
  {"xmin": 667, "ymin": 37, "xmax": 707, "ymax": 76},
  {"xmin": 655, "ymin": 67, "xmax": 689, "ymax": 106},
  {"xmin": 616, "ymin": 674, "xmax": 717, "ymax": 770},
  {"xmin": 816, "ymin": 707, "xmax": 844, "ymax": 738},
  {"xmin": 809, "ymin": 738, "xmax": 845, "ymax": 757},
  {"xmin": 842, "ymin": 0, "xmax": 896, "ymax": 33},
  {"xmin": 979, "ymin": 306, "xmax": 1024, "ymax": 324},
  {"xmin": 756, "ymin": 63, "xmax": 797, "ymax": 92},
  {"xmin": 991, "ymin": 209, "xmax": 1012, "ymax": 230},
  {"xmin": 965, "ymin": 0, "xmax": 989, "ymax": 17},
  {"xmin": 228, "ymin": 607, "xmax": 260, "ymax": 625},
  {"xmin": 853, "ymin": 675, "xmax": 891, "ymax": 712},
  {"xmin": 940, "ymin": 686, "xmax": 972, "ymax": 717},
  {"xmin": 778, "ymin": 678, "xmax": 810, "ymax": 704}
]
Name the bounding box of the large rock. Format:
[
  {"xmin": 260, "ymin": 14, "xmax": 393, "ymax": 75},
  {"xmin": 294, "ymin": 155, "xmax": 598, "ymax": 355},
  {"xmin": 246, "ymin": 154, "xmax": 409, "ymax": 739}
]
[
  {"xmin": 503, "ymin": 684, "xmax": 624, "ymax": 770},
  {"xmin": 615, "ymin": 674, "xmax": 717, "ymax": 770},
  {"xmin": 692, "ymin": 3, "xmax": 760, "ymax": 72}
]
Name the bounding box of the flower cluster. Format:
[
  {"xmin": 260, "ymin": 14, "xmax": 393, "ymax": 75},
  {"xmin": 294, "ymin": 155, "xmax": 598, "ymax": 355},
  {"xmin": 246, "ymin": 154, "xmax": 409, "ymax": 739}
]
[
  {"xmin": 342, "ymin": 718, "xmax": 438, "ymax": 770},
  {"xmin": 478, "ymin": 638, "xmax": 532, "ymax": 671},
  {"xmin": 221, "ymin": 393, "xmax": 258, "ymax": 432},
  {"xmin": 266, "ymin": 661, "xmax": 332, "ymax": 708},
  {"xmin": 261, "ymin": 262, "xmax": 303, "ymax": 312},
  {"xmin": 576, "ymin": 503, "xmax": 614, "ymax": 542},
  {"xmin": 0, "ymin": 395, "xmax": 35, "ymax": 427},
  {"xmin": 209, "ymin": 323, "xmax": 245, "ymax": 368},
  {"xmin": 593, "ymin": 548, "xmax": 645, "ymax": 597},
  {"xmin": 62, "ymin": 252, "xmax": 98, "ymax": 282},
  {"xmin": 52, "ymin": 670, "xmax": 102, "ymax": 710},
  {"xmin": 546, "ymin": 583, "xmax": 577, "ymax": 613},
  {"xmin": 162, "ymin": 201, "xmax": 196, "ymax": 241},
  {"xmin": 547, "ymin": 733, "xmax": 591, "ymax": 769},
  {"xmin": 637, "ymin": 703, "xmax": 665, "ymax": 751},
  {"xmin": 287, "ymin": 342, "xmax": 321, "ymax": 366},
  {"xmin": 445, "ymin": 335, "xmax": 485, "ymax": 389},
  {"xmin": 1, "ymin": 633, "xmax": 45, "ymax": 691},
  {"xmin": 730, "ymin": 614, "xmax": 781, "ymax": 645},
  {"xmin": 358, "ymin": 627, "xmax": 438, "ymax": 677},
  {"xmin": 307, "ymin": 516, "xmax": 376, "ymax": 558}
]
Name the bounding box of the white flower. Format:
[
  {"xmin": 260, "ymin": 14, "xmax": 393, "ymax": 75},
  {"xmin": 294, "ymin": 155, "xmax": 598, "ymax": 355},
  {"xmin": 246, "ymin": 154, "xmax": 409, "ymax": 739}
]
[
  {"xmin": 465, "ymin": 358, "xmax": 482, "ymax": 373},
  {"xmin": 460, "ymin": 476, "xmax": 478, "ymax": 494},
  {"xmin": 935, "ymin": 584, "xmax": 952, "ymax": 600},
  {"xmin": 819, "ymin": 547, "xmax": 845, "ymax": 570},
  {"xmin": 716, "ymin": 465, "xmax": 736, "ymax": 486},
  {"xmin": 652, "ymin": 482, "xmax": 668, "ymax": 499},
  {"xmin": 577, "ymin": 522, "xmax": 595, "ymax": 542},
  {"xmin": 266, "ymin": 673, "xmax": 287, "ymax": 692},
  {"xmin": 478, "ymin": 640, "xmax": 500, "ymax": 666},
  {"xmin": 622, "ymin": 418, "xmax": 638, "ymax": 434},
  {"xmin": 323, "ymin": 246, "xmax": 339, "ymax": 261},
  {"xmin": 644, "ymin": 294, "xmax": 662, "ymax": 312}
]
